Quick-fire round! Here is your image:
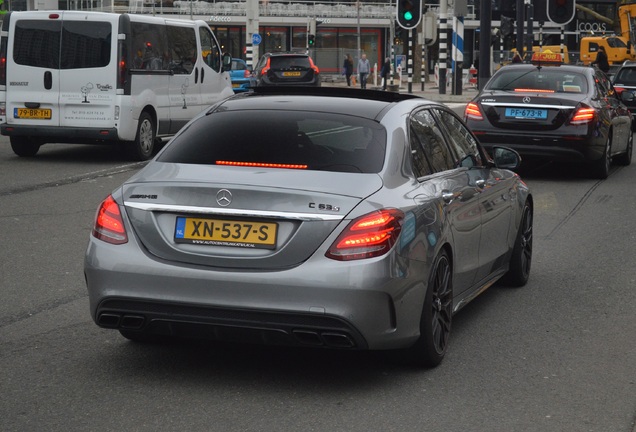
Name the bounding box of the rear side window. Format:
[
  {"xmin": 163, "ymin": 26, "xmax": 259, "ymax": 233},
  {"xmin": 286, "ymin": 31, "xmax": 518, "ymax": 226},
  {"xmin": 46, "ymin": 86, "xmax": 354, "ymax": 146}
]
[
  {"xmin": 13, "ymin": 19, "xmax": 111, "ymax": 69},
  {"xmin": 158, "ymin": 110, "xmax": 386, "ymax": 173}
]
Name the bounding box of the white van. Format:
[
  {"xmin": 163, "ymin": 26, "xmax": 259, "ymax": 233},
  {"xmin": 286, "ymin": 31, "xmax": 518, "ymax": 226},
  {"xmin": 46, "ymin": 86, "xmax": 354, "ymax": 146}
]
[{"xmin": 0, "ymin": 11, "xmax": 234, "ymax": 160}]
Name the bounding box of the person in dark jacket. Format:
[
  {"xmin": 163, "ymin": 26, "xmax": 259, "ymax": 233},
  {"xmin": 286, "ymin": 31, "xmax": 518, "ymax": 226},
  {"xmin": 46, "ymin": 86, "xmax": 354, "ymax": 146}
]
[
  {"xmin": 343, "ymin": 54, "xmax": 354, "ymax": 86},
  {"xmin": 380, "ymin": 57, "xmax": 391, "ymax": 90},
  {"xmin": 592, "ymin": 46, "xmax": 610, "ymax": 73}
]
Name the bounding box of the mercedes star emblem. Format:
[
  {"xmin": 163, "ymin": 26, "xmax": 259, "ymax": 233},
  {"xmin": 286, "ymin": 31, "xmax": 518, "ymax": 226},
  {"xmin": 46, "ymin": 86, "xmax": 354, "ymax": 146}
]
[{"xmin": 216, "ymin": 189, "xmax": 232, "ymax": 207}]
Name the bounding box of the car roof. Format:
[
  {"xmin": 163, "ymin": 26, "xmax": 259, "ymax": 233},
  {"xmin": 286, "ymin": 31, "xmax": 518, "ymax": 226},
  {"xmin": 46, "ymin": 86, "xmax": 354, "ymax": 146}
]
[
  {"xmin": 211, "ymin": 87, "xmax": 433, "ymax": 121},
  {"xmin": 498, "ymin": 63, "xmax": 595, "ymax": 75}
]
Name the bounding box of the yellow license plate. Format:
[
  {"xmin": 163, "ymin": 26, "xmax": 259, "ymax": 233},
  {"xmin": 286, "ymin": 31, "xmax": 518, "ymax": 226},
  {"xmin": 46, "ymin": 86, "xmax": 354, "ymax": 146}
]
[
  {"xmin": 175, "ymin": 217, "xmax": 277, "ymax": 249},
  {"xmin": 232, "ymin": 83, "xmax": 240, "ymax": 88},
  {"xmin": 14, "ymin": 108, "xmax": 52, "ymax": 119},
  {"xmin": 283, "ymin": 71, "xmax": 301, "ymax": 77}
]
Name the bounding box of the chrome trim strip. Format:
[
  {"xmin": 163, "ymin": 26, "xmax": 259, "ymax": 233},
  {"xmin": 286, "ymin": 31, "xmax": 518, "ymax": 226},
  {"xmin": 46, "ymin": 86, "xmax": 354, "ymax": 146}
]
[
  {"xmin": 480, "ymin": 102, "xmax": 576, "ymax": 109},
  {"xmin": 124, "ymin": 201, "xmax": 344, "ymax": 221}
]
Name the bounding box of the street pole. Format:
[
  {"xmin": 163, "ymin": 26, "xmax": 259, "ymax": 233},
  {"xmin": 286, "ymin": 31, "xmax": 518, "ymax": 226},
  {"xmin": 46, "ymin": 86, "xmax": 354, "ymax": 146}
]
[
  {"xmin": 526, "ymin": 0, "xmax": 533, "ymax": 56},
  {"xmin": 438, "ymin": 0, "xmax": 448, "ymax": 94},
  {"xmin": 478, "ymin": 0, "xmax": 491, "ymax": 90},
  {"xmin": 245, "ymin": 0, "xmax": 259, "ymax": 69},
  {"xmin": 516, "ymin": 0, "xmax": 524, "ymax": 55}
]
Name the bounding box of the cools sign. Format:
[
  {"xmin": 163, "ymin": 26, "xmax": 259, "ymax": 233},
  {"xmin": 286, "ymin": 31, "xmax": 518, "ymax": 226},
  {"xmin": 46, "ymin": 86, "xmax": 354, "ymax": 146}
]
[
  {"xmin": 210, "ymin": 16, "xmax": 232, "ymax": 22},
  {"xmin": 578, "ymin": 21, "xmax": 608, "ymax": 33}
]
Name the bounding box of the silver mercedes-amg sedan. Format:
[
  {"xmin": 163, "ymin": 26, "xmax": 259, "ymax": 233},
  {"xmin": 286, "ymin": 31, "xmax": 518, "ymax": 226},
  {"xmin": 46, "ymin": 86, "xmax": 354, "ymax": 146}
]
[{"xmin": 85, "ymin": 87, "xmax": 533, "ymax": 367}]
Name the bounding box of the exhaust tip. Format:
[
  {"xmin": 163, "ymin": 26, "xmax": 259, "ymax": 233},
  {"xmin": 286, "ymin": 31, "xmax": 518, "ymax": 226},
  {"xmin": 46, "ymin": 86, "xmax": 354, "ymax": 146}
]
[
  {"xmin": 321, "ymin": 332, "xmax": 355, "ymax": 348},
  {"xmin": 292, "ymin": 330, "xmax": 323, "ymax": 346},
  {"xmin": 120, "ymin": 315, "xmax": 145, "ymax": 330},
  {"xmin": 97, "ymin": 313, "xmax": 121, "ymax": 328}
]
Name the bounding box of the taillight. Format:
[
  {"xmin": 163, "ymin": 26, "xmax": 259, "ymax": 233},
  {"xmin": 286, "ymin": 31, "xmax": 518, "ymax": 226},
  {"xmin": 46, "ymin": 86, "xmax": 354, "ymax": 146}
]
[
  {"xmin": 243, "ymin": 70, "xmax": 251, "ymax": 78},
  {"xmin": 614, "ymin": 86, "xmax": 625, "ymax": 95},
  {"xmin": 326, "ymin": 209, "xmax": 404, "ymax": 261},
  {"xmin": 465, "ymin": 102, "xmax": 483, "ymax": 120},
  {"xmin": 92, "ymin": 195, "xmax": 128, "ymax": 245},
  {"xmin": 261, "ymin": 58, "xmax": 271, "ymax": 76},
  {"xmin": 570, "ymin": 107, "xmax": 596, "ymax": 125},
  {"xmin": 310, "ymin": 58, "xmax": 320, "ymax": 74}
]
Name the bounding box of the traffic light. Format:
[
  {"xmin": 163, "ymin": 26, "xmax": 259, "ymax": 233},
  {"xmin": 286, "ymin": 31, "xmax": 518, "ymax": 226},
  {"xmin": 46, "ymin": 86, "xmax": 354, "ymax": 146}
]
[
  {"xmin": 501, "ymin": 16, "xmax": 513, "ymax": 37},
  {"xmin": 308, "ymin": 34, "xmax": 315, "ymax": 46},
  {"xmin": 396, "ymin": 0, "xmax": 422, "ymax": 30},
  {"xmin": 547, "ymin": 0, "xmax": 576, "ymax": 25}
]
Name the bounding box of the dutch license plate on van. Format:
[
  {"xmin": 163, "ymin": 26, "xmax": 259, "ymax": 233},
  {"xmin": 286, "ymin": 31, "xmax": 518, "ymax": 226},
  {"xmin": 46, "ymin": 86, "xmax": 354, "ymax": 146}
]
[{"xmin": 14, "ymin": 108, "xmax": 52, "ymax": 119}]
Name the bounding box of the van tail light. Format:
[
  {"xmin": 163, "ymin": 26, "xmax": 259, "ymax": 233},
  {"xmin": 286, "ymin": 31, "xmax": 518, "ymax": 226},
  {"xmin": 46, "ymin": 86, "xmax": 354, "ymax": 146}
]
[
  {"xmin": 570, "ymin": 107, "xmax": 596, "ymax": 125},
  {"xmin": 464, "ymin": 102, "xmax": 483, "ymax": 120},
  {"xmin": 326, "ymin": 209, "xmax": 404, "ymax": 261},
  {"xmin": 0, "ymin": 37, "xmax": 7, "ymax": 86},
  {"xmin": 117, "ymin": 40, "xmax": 128, "ymax": 90},
  {"xmin": 92, "ymin": 195, "xmax": 128, "ymax": 245}
]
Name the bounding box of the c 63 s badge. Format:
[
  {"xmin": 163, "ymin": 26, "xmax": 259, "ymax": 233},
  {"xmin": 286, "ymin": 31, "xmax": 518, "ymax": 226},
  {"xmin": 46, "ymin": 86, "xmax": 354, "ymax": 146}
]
[{"xmin": 309, "ymin": 202, "xmax": 340, "ymax": 212}]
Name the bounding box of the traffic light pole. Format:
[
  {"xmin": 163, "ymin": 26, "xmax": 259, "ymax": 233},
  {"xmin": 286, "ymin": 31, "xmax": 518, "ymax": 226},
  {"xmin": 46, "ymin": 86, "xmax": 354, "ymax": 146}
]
[
  {"xmin": 478, "ymin": 0, "xmax": 491, "ymax": 90},
  {"xmin": 438, "ymin": 0, "xmax": 448, "ymax": 94}
]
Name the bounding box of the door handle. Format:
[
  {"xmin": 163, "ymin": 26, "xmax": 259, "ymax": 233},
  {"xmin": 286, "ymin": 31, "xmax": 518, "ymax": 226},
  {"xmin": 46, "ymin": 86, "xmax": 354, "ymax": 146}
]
[{"xmin": 44, "ymin": 71, "xmax": 52, "ymax": 90}]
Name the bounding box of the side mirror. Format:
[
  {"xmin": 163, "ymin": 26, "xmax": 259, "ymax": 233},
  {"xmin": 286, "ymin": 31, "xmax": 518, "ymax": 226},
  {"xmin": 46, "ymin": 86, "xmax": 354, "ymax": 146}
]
[
  {"xmin": 222, "ymin": 53, "xmax": 232, "ymax": 72},
  {"xmin": 492, "ymin": 146, "xmax": 521, "ymax": 170},
  {"xmin": 621, "ymin": 90, "xmax": 635, "ymax": 103}
]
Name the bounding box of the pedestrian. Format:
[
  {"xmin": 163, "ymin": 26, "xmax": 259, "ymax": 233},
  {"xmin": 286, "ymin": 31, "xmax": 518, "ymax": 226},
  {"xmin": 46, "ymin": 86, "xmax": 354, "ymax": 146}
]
[
  {"xmin": 380, "ymin": 57, "xmax": 391, "ymax": 90},
  {"xmin": 357, "ymin": 53, "xmax": 370, "ymax": 89},
  {"xmin": 343, "ymin": 54, "xmax": 354, "ymax": 87},
  {"xmin": 592, "ymin": 46, "xmax": 610, "ymax": 73},
  {"xmin": 512, "ymin": 51, "xmax": 523, "ymax": 63}
]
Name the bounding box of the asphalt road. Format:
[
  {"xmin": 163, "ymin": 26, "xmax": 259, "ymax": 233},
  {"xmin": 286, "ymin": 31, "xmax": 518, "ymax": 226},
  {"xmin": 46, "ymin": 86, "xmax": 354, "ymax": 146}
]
[{"xmin": 1, "ymin": 138, "xmax": 635, "ymax": 432}]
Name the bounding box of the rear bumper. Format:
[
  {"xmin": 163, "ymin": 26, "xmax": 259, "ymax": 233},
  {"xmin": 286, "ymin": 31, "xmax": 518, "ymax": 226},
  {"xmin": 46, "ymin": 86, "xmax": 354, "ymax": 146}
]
[
  {"xmin": 472, "ymin": 130, "xmax": 606, "ymax": 162},
  {"xmin": 1, "ymin": 124, "xmax": 119, "ymax": 143},
  {"xmin": 84, "ymin": 235, "xmax": 428, "ymax": 351}
]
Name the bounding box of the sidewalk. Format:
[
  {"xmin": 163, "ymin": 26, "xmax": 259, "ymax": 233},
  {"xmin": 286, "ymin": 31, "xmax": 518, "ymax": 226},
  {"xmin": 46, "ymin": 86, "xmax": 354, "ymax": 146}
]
[{"xmin": 322, "ymin": 75, "xmax": 478, "ymax": 103}]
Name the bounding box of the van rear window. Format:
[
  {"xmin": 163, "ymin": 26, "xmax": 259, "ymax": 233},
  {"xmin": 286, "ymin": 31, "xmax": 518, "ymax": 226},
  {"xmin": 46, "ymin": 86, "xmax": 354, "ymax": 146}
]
[{"xmin": 13, "ymin": 19, "xmax": 111, "ymax": 69}]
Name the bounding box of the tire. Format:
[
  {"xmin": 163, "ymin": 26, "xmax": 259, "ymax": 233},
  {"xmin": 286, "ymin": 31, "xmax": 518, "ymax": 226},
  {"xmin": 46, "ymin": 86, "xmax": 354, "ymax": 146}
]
[
  {"xmin": 500, "ymin": 201, "xmax": 533, "ymax": 287},
  {"xmin": 10, "ymin": 136, "xmax": 41, "ymax": 157},
  {"xmin": 591, "ymin": 134, "xmax": 611, "ymax": 179},
  {"xmin": 402, "ymin": 249, "xmax": 453, "ymax": 368},
  {"xmin": 127, "ymin": 111, "xmax": 155, "ymax": 161},
  {"xmin": 615, "ymin": 129, "xmax": 633, "ymax": 166}
]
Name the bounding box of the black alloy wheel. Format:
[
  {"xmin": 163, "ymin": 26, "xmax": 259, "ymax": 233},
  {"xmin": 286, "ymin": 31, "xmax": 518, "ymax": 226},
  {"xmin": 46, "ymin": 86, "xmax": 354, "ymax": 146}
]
[
  {"xmin": 500, "ymin": 201, "xmax": 533, "ymax": 287},
  {"xmin": 402, "ymin": 249, "xmax": 453, "ymax": 368}
]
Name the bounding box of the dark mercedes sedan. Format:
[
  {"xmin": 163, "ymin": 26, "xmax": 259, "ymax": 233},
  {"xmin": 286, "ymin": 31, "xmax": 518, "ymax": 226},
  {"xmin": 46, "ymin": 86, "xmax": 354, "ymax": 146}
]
[
  {"xmin": 465, "ymin": 56, "xmax": 633, "ymax": 179},
  {"xmin": 85, "ymin": 87, "xmax": 532, "ymax": 368}
]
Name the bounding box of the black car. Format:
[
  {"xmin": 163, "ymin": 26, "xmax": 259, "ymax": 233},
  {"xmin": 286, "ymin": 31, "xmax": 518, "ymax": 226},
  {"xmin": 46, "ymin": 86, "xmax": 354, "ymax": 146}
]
[
  {"xmin": 254, "ymin": 52, "xmax": 321, "ymax": 87},
  {"xmin": 465, "ymin": 58, "xmax": 633, "ymax": 179},
  {"xmin": 612, "ymin": 61, "xmax": 636, "ymax": 129}
]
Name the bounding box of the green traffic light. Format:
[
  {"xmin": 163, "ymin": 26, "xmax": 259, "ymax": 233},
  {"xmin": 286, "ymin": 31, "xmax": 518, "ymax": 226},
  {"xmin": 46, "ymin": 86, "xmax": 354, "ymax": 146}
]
[{"xmin": 403, "ymin": 11, "xmax": 413, "ymax": 21}]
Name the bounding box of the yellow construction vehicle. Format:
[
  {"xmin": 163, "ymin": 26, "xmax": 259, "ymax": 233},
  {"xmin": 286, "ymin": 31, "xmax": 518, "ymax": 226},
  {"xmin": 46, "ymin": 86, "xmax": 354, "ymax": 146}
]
[{"xmin": 579, "ymin": 3, "xmax": 636, "ymax": 65}]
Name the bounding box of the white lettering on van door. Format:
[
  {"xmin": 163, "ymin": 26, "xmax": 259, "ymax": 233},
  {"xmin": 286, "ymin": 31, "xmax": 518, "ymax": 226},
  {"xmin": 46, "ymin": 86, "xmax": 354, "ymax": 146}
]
[{"xmin": 10, "ymin": 82, "xmax": 29, "ymax": 86}]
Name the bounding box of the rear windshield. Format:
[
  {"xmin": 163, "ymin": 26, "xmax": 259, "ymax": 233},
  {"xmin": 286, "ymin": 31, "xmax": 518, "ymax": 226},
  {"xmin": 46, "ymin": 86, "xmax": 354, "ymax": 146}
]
[
  {"xmin": 614, "ymin": 67, "xmax": 636, "ymax": 85},
  {"xmin": 270, "ymin": 56, "xmax": 311, "ymax": 69},
  {"xmin": 13, "ymin": 19, "xmax": 111, "ymax": 69},
  {"xmin": 486, "ymin": 69, "xmax": 589, "ymax": 94},
  {"xmin": 158, "ymin": 110, "xmax": 386, "ymax": 173}
]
